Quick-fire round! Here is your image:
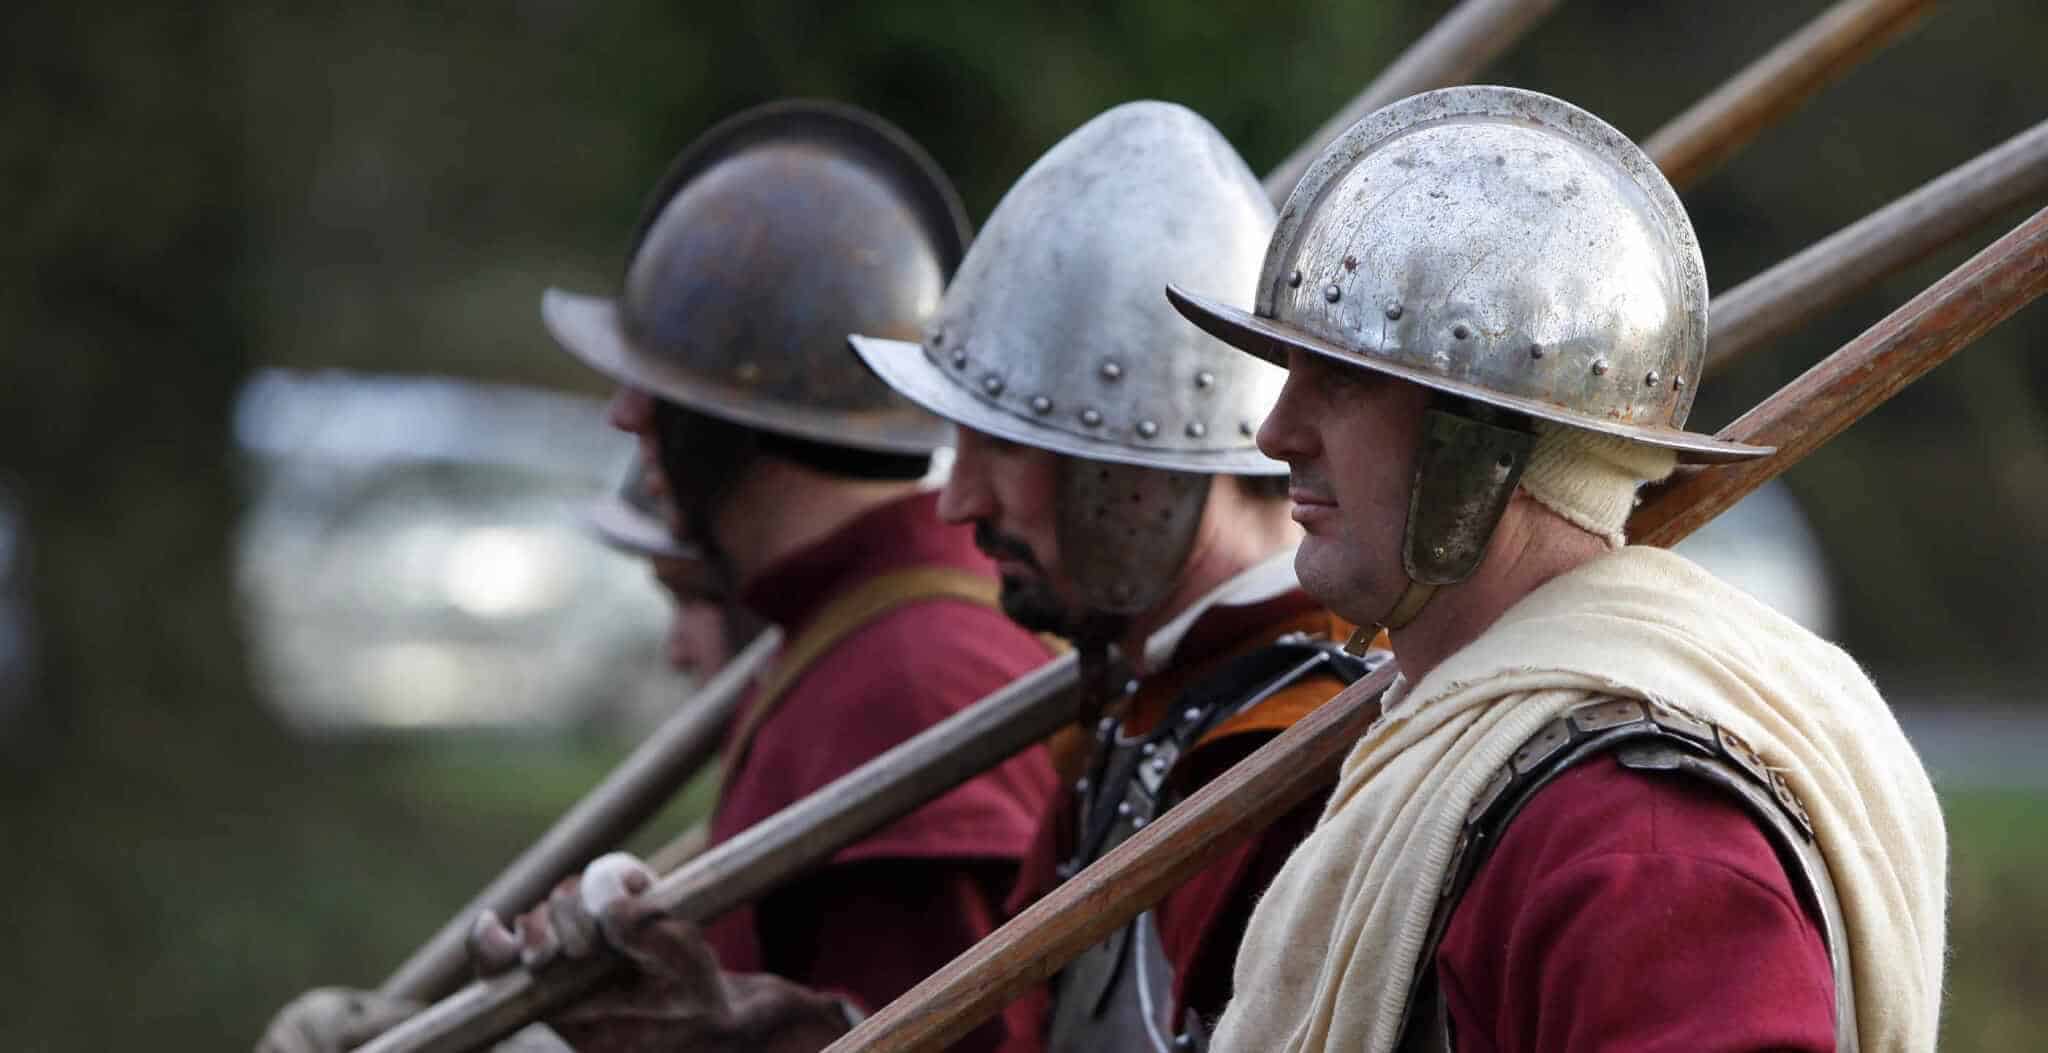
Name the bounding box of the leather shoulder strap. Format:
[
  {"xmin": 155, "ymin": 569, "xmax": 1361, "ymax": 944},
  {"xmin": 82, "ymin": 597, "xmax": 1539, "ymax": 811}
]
[
  {"xmin": 1395, "ymin": 699, "xmax": 1854, "ymax": 1053},
  {"xmin": 725, "ymin": 566, "xmax": 1002, "ymax": 771}
]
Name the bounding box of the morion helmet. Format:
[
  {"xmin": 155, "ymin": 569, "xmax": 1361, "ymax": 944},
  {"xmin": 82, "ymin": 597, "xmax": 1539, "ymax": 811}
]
[
  {"xmin": 852, "ymin": 101, "xmax": 1284, "ymax": 615},
  {"xmin": 545, "ymin": 99, "xmax": 970, "ymax": 455},
  {"xmin": 1170, "ymin": 87, "xmax": 1769, "ymax": 625}
]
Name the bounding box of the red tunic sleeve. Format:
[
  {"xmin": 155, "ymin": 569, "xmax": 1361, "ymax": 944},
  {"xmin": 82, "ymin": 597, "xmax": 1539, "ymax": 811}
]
[{"xmin": 1435, "ymin": 754, "xmax": 1835, "ymax": 1053}]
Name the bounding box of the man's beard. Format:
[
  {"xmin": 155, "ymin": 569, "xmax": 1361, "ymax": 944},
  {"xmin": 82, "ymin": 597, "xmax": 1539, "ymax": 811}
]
[
  {"xmin": 975, "ymin": 521, "xmax": 1084, "ymax": 638},
  {"xmin": 997, "ymin": 573, "xmax": 1079, "ymax": 636}
]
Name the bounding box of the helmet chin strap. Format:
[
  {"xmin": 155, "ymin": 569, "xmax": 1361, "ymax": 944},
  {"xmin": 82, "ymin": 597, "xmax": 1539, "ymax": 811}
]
[{"xmin": 1344, "ymin": 579, "xmax": 1437, "ymax": 655}]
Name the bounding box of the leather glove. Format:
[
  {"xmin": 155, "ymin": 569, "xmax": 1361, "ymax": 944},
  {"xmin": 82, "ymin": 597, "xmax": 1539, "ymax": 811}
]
[{"xmin": 470, "ymin": 852, "xmax": 857, "ymax": 1053}]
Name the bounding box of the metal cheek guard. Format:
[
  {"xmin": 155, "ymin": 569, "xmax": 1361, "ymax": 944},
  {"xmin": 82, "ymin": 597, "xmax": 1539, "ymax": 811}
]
[
  {"xmin": 1056, "ymin": 457, "xmax": 1212, "ymax": 616},
  {"xmin": 1403, "ymin": 402, "xmax": 1536, "ymax": 587}
]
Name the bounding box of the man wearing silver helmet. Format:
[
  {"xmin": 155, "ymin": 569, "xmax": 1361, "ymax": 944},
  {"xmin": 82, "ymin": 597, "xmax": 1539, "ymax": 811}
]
[
  {"xmin": 258, "ymin": 101, "xmax": 1063, "ymax": 1053},
  {"xmin": 490, "ymin": 101, "xmax": 1392, "ymax": 1053},
  {"xmin": 1170, "ymin": 86, "xmax": 1945, "ymax": 1052},
  {"xmin": 851, "ymin": 100, "xmax": 1392, "ymax": 1053}
]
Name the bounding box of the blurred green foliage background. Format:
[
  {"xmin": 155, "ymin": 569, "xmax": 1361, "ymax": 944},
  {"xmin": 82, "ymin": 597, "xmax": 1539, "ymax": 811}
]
[{"xmin": 2, "ymin": 1, "xmax": 2043, "ymax": 1049}]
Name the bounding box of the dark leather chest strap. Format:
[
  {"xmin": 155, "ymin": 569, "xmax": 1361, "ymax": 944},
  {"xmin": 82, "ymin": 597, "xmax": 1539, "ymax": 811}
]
[{"xmin": 1394, "ymin": 698, "xmax": 1857, "ymax": 1053}]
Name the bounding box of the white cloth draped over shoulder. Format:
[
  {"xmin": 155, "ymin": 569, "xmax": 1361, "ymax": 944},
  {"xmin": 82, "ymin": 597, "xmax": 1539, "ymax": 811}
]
[{"xmin": 1210, "ymin": 546, "xmax": 1946, "ymax": 1053}]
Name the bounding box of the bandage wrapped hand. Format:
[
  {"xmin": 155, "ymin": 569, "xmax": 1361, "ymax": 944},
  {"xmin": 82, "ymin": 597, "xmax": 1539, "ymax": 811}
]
[{"xmin": 469, "ymin": 852, "xmax": 858, "ymax": 1053}]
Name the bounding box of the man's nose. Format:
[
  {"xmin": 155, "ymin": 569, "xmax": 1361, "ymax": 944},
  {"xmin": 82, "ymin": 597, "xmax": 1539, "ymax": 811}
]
[
  {"xmin": 937, "ymin": 430, "xmax": 995, "ymax": 525},
  {"xmin": 1256, "ymin": 358, "xmax": 1318, "ymax": 463},
  {"xmin": 607, "ymin": 387, "xmax": 655, "ymax": 435}
]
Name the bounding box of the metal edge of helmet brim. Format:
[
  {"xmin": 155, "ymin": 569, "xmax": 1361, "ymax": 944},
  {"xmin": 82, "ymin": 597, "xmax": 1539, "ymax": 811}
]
[
  {"xmin": 540, "ymin": 288, "xmax": 951, "ymax": 457},
  {"xmin": 847, "ymin": 333, "xmax": 1289, "ymax": 477},
  {"xmin": 582, "ymin": 495, "xmax": 702, "ymax": 562},
  {"xmin": 1164, "ymin": 284, "xmax": 1773, "ymax": 465},
  {"xmin": 625, "ymin": 99, "xmax": 972, "ymax": 277}
]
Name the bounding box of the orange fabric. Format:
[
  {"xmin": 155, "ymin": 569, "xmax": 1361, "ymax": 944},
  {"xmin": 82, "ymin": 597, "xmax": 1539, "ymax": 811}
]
[
  {"xmin": 1196, "ymin": 624, "xmax": 1385, "ymax": 747},
  {"xmin": 1114, "ymin": 609, "xmax": 1372, "ymax": 751}
]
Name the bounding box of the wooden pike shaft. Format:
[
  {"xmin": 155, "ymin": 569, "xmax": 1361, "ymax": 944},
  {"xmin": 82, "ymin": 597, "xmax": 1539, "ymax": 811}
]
[
  {"xmin": 1707, "ymin": 118, "xmax": 2048, "ymax": 375},
  {"xmin": 1635, "ymin": 205, "xmax": 2048, "ymax": 546},
  {"xmin": 1261, "ymin": 0, "xmax": 1563, "ymax": 203},
  {"xmin": 1643, "ymin": 0, "xmax": 1934, "ymax": 191},
  {"xmin": 825, "ymin": 204, "xmax": 2048, "ymax": 1053},
  {"xmin": 378, "ymin": 627, "xmax": 780, "ymax": 1002}
]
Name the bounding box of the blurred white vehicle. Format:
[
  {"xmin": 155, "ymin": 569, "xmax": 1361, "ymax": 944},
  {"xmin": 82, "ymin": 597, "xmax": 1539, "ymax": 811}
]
[{"xmin": 234, "ymin": 369, "xmax": 674, "ymax": 732}]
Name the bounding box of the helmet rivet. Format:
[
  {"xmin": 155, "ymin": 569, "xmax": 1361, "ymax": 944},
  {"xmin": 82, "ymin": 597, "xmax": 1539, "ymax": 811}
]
[
  {"xmin": 1529, "ymin": 343, "xmax": 1545, "ymax": 360},
  {"xmin": 1452, "ymin": 324, "xmax": 1471, "ymax": 341},
  {"xmin": 1195, "ymin": 371, "xmax": 1215, "ymax": 390},
  {"xmin": 930, "ymin": 328, "xmax": 946, "ymax": 348},
  {"xmin": 1432, "ymin": 545, "xmax": 1448, "ymax": 562},
  {"xmin": 1591, "ymin": 358, "xmax": 1610, "ymax": 377},
  {"xmin": 1100, "ymin": 360, "xmax": 1123, "ymax": 382},
  {"xmin": 951, "ymin": 349, "xmax": 968, "ymax": 369},
  {"xmin": 1137, "ymin": 419, "xmax": 1160, "ymax": 439},
  {"xmin": 1080, "ymin": 408, "xmax": 1103, "ymax": 428},
  {"xmin": 1644, "ymin": 370, "xmax": 1661, "ymax": 388},
  {"xmin": 1287, "ymin": 269, "xmax": 1304, "ymax": 288},
  {"xmin": 1385, "ymin": 303, "xmax": 1403, "ymax": 320},
  {"xmin": 982, "ymin": 375, "xmax": 1005, "ymax": 396},
  {"xmin": 1030, "ymin": 395, "xmax": 1053, "ymax": 415},
  {"xmin": 1673, "ymin": 376, "xmax": 1687, "ymax": 391},
  {"xmin": 1323, "ymin": 284, "xmax": 1342, "ymax": 304},
  {"xmin": 1186, "ymin": 421, "xmax": 1207, "ymax": 439},
  {"xmin": 1240, "ymin": 420, "xmax": 1255, "ymax": 437}
]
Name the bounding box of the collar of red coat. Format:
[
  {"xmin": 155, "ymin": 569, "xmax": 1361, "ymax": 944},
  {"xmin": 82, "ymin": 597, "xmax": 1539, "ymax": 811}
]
[{"xmin": 739, "ymin": 489, "xmax": 993, "ymax": 633}]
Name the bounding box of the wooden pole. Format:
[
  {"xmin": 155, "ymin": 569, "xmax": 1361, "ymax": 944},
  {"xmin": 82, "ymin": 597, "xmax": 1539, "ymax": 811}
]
[
  {"xmin": 1642, "ymin": 0, "xmax": 1934, "ymax": 191},
  {"xmin": 824, "ymin": 204, "xmax": 2048, "ymax": 1053},
  {"xmin": 1707, "ymin": 118, "xmax": 2048, "ymax": 374},
  {"xmin": 1636, "ymin": 205, "xmax": 2048, "ymax": 545},
  {"xmin": 378, "ymin": 627, "xmax": 779, "ymax": 1002},
  {"xmin": 1261, "ymin": 0, "xmax": 1564, "ymax": 204}
]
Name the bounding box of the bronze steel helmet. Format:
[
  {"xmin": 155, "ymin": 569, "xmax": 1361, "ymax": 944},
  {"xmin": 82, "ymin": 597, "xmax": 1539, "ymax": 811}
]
[
  {"xmin": 850, "ymin": 101, "xmax": 1283, "ymax": 616},
  {"xmin": 1168, "ymin": 86, "xmax": 1773, "ymax": 626},
  {"xmin": 583, "ymin": 454, "xmax": 698, "ymax": 562},
  {"xmin": 543, "ymin": 99, "xmax": 970, "ymax": 455}
]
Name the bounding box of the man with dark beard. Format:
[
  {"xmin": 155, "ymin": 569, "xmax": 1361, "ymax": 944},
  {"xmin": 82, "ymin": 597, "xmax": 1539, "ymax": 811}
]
[{"xmin": 477, "ymin": 101, "xmax": 1392, "ymax": 1053}]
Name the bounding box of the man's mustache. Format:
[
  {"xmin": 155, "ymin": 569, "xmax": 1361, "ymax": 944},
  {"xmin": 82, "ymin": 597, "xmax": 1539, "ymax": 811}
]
[
  {"xmin": 1289, "ymin": 471, "xmax": 1336, "ymax": 503},
  {"xmin": 974, "ymin": 521, "xmax": 1043, "ymax": 572}
]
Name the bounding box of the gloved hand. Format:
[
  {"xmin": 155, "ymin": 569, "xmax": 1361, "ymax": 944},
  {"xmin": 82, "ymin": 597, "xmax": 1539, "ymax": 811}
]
[
  {"xmin": 255, "ymin": 986, "xmax": 420, "ymax": 1053},
  {"xmin": 470, "ymin": 852, "xmax": 858, "ymax": 1053}
]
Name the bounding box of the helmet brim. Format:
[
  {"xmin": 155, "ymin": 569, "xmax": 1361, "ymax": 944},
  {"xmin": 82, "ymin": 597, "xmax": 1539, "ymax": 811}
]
[
  {"xmin": 847, "ymin": 334, "xmax": 1288, "ymax": 476},
  {"xmin": 1165, "ymin": 284, "xmax": 1773, "ymax": 465},
  {"xmin": 543, "ymin": 288, "xmax": 950, "ymax": 456},
  {"xmin": 582, "ymin": 492, "xmax": 702, "ymax": 562}
]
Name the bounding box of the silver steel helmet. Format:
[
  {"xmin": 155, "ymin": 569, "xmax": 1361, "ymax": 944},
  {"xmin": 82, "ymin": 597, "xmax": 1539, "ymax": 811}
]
[
  {"xmin": 583, "ymin": 455, "xmax": 698, "ymax": 562},
  {"xmin": 1171, "ymin": 85, "xmax": 1767, "ymax": 463},
  {"xmin": 852, "ymin": 101, "xmax": 1283, "ymax": 616},
  {"xmin": 544, "ymin": 100, "xmax": 969, "ymax": 455},
  {"xmin": 1168, "ymin": 86, "xmax": 1772, "ymax": 627}
]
